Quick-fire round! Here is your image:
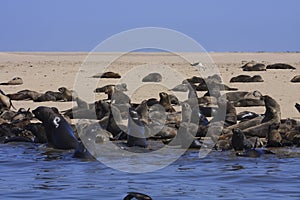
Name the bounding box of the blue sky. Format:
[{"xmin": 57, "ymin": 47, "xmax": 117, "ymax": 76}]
[{"xmin": 1, "ymin": 0, "xmax": 299, "ymax": 52}]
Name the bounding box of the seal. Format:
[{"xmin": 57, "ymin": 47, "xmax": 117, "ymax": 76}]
[
  {"xmin": 243, "ymin": 95, "xmax": 281, "ymax": 138},
  {"xmin": 237, "ymin": 111, "xmax": 259, "ymax": 121},
  {"xmin": 108, "ymin": 87, "xmax": 131, "ymax": 104},
  {"xmin": 266, "ymin": 122, "xmax": 282, "ymax": 147},
  {"xmin": 231, "ymin": 129, "xmax": 252, "ymax": 151},
  {"xmin": 230, "ymin": 75, "xmax": 264, "ymax": 83},
  {"xmin": 170, "ymin": 84, "xmax": 189, "ymax": 92},
  {"xmin": 127, "ymin": 107, "xmax": 148, "ymax": 148},
  {"xmin": 33, "ymin": 92, "xmax": 57, "ymax": 102},
  {"xmin": 266, "ymin": 63, "xmax": 296, "ymax": 69},
  {"xmin": 242, "ymin": 62, "xmax": 266, "ymax": 71},
  {"xmin": 11, "ymin": 89, "xmax": 43, "ymax": 101},
  {"xmin": 58, "ymin": 87, "xmax": 74, "ymax": 101},
  {"xmin": 142, "ymin": 73, "xmax": 162, "ymax": 82},
  {"xmin": 174, "ymin": 122, "xmax": 202, "ymax": 149},
  {"xmin": 159, "ymin": 92, "xmax": 175, "ymax": 112},
  {"xmin": 291, "ymin": 75, "xmax": 300, "ymax": 83},
  {"xmin": 0, "ymin": 90, "xmax": 16, "ymax": 110},
  {"xmin": 123, "ymin": 192, "xmax": 152, "ymax": 200},
  {"xmin": 92, "ymin": 71, "xmax": 121, "ymax": 78},
  {"xmin": 24, "ymin": 123, "xmax": 48, "ymax": 143},
  {"xmin": 32, "ymin": 106, "xmax": 79, "ymax": 149},
  {"xmin": 0, "ymin": 77, "xmax": 23, "ymax": 85},
  {"xmin": 73, "ymin": 141, "xmax": 94, "ymax": 160},
  {"xmin": 196, "ymin": 82, "xmax": 238, "ymax": 91},
  {"xmin": 233, "ymin": 91, "xmax": 264, "ymax": 107},
  {"xmin": 295, "ymin": 103, "xmax": 300, "ymax": 113},
  {"xmin": 212, "ymin": 97, "xmax": 237, "ymax": 127},
  {"xmin": 94, "ymin": 83, "xmax": 128, "ymax": 93},
  {"xmin": 136, "ymin": 100, "xmax": 149, "ymax": 124}
]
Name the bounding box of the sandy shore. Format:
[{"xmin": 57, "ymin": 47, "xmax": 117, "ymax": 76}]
[{"xmin": 0, "ymin": 52, "xmax": 299, "ymax": 119}]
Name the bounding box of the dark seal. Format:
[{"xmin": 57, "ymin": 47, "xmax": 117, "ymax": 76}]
[{"xmin": 32, "ymin": 106, "xmax": 79, "ymax": 149}]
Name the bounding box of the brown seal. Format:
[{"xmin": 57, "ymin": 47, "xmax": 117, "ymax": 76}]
[
  {"xmin": 211, "ymin": 97, "xmax": 237, "ymax": 127},
  {"xmin": 159, "ymin": 92, "xmax": 175, "ymax": 112},
  {"xmin": 58, "ymin": 87, "xmax": 74, "ymax": 101},
  {"xmin": 233, "ymin": 91, "xmax": 264, "ymax": 107},
  {"xmin": 0, "ymin": 90, "xmax": 16, "ymax": 110},
  {"xmin": 242, "ymin": 95, "xmax": 281, "ymax": 138},
  {"xmin": 136, "ymin": 100, "xmax": 149, "ymax": 124},
  {"xmin": 266, "ymin": 122, "xmax": 282, "ymax": 147}
]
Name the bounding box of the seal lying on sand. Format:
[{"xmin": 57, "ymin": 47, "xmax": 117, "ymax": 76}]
[
  {"xmin": 242, "ymin": 62, "xmax": 266, "ymax": 71},
  {"xmin": 230, "ymin": 75, "xmax": 264, "ymax": 83},
  {"xmin": 142, "ymin": 73, "xmax": 162, "ymax": 82},
  {"xmin": 291, "ymin": 75, "xmax": 300, "ymax": 83},
  {"xmin": 266, "ymin": 63, "xmax": 296, "ymax": 69},
  {"xmin": 0, "ymin": 77, "xmax": 23, "ymax": 85},
  {"xmin": 92, "ymin": 71, "xmax": 121, "ymax": 78},
  {"xmin": 32, "ymin": 106, "xmax": 79, "ymax": 149}
]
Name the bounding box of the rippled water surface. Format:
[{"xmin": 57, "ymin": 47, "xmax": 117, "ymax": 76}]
[{"xmin": 1, "ymin": 143, "xmax": 300, "ymax": 200}]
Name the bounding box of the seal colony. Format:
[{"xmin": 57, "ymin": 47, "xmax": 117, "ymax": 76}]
[{"xmin": 0, "ymin": 53, "xmax": 299, "ymax": 160}]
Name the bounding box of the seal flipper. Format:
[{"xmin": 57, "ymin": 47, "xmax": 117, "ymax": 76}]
[
  {"xmin": 73, "ymin": 141, "xmax": 94, "ymax": 160},
  {"xmin": 127, "ymin": 108, "xmax": 148, "ymax": 148}
]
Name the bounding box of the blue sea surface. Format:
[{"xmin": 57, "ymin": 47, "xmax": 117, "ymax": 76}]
[{"xmin": 0, "ymin": 143, "xmax": 300, "ymax": 200}]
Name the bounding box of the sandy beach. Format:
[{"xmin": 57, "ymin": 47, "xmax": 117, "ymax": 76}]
[{"xmin": 0, "ymin": 52, "xmax": 299, "ymax": 119}]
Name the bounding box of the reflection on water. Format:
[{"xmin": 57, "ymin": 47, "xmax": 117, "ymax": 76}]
[{"xmin": 0, "ymin": 143, "xmax": 300, "ymax": 199}]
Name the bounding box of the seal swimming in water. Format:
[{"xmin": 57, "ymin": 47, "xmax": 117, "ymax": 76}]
[
  {"xmin": 127, "ymin": 108, "xmax": 147, "ymax": 148},
  {"xmin": 123, "ymin": 192, "xmax": 152, "ymax": 200},
  {"xmin": 0, "ymin": 77, "xmax": 23, "ymax": 85},
  {"xmin": 32, "ymin": 106, "xmax": 79, "ymax": 149},
  {"xmin": 142, "ymin": 73, "xmax": 162, "ymax": 82}
]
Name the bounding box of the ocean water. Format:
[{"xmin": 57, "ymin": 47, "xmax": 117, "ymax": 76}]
[{"xmin": 0, "ymin": 143, "xmax": 300, "ymax": 200}]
